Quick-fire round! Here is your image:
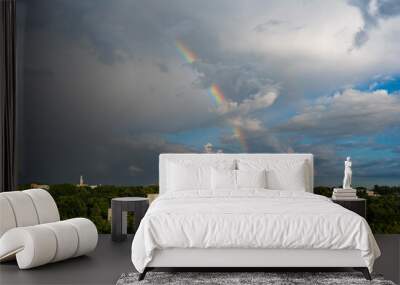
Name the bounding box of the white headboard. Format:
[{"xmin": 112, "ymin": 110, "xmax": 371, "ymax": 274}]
[{"xmin": 159, "ymin": 153, "xmax": 314, "ymax": 194}]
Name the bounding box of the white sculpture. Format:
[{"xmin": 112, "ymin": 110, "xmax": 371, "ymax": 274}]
[
  {"xmin": 204, "ymin": 143, "xmax": 213, "ymax": 153},
  {"xmin": 343, "ymin": 156, "xmax": 352, "ymax": 189}
]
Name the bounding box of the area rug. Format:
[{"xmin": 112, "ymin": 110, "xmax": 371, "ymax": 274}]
[{"xmin": 116, "ymin": 272, "xmax": 396, "ymax": 285}]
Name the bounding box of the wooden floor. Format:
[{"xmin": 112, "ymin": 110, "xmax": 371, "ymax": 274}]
[{"xmin": 0, "ymin": 234, "xmax": 399, "ymax": 285}]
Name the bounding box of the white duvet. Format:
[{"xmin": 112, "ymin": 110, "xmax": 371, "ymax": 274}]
[{"xmin": 131, "ymin": 190, "xmax": 380, "ymax": 273}]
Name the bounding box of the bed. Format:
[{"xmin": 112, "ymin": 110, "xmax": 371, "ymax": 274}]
[{"xmin": 131, "ymin": 154, "xmax": 380, "ymax": 280}]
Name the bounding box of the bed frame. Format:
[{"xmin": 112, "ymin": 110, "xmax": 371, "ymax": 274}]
[
  {"xmin": 139, "ymin": 154, "xmax": 371, "ymax": 280},
  {"xmin": 141, "ymin": 248, "xmax": 370, "ymax": 280}
]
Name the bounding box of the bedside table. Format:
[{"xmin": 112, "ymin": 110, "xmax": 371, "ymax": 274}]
[
  {"xmin": 331, "ymin": 198, "xmax": 366, "ymax": 219},
  {"xmin": 111, "ymin": 197, "xmax": 149, "ymax": 242}
]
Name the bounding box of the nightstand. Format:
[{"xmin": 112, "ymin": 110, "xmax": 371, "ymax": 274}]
[
  {"xmin": 111, "ymin": 197, "xmax": 149, "ymax": 242},
  {"xmin": 331, "ymin": 198, "xmax": 366, "ymax": 219}
]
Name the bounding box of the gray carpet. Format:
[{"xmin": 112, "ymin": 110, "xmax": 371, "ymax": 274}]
[{"xmin": 116, "ymin": 272, "xmax": 396, "ymax": 285}]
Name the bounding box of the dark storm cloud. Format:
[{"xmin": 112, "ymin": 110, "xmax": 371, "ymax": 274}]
[
  {"xmin": 22, "ymin": 0, "xmax": 178, "ymax": 64},
  {"xmin": 254, "ymin": 20, "xmax": 304, "ymax": 33},
  {"xmin": 19, "ymin": 120, "xmax": 195, "ymax": 185},
  {"xmin": 18, "ymin": 0, "xmax": 220, "ymax": 184},
  {"xmin": 156, "ymin": 63, "xmax": 169, "ymax": 73},
  {"xmin": 254, "ymin": 20, "xmax": 286, "ymax": 32},
  {"xmin": 356, "ymin": 157, "xmax": 400, "ymax": 177},
  {"xmin": 17, "ymin": 0, "xmax": 400, "ymax": 186},
  {"xmin": 349, "ymin": 0, "xmax": 400, "ymax": 48},
  {"xmin": 92, "ymin": 135, "xmax": 194, "ymax": 185},
  {"xmin": 24, "ymin": 66, "xmax": 54, "ymax": 78},
  {"xmin": 193, "ymin": 61, "xmax": 277, "ymax": 102}
]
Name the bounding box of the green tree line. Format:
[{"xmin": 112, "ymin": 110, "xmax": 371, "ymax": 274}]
[{"xmin": 18, "ymin": 184, "xmax": 400, "ymax": 234}]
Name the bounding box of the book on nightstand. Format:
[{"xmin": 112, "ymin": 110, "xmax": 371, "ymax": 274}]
[{"xmin": 332, "ymin": 188, "xmax": 358, "ymax": 200}]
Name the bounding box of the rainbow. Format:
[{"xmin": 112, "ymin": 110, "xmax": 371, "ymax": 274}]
[
  {"xmin": 174, "ymin": 40, "xmax": 248, "ymax": 152},
  {"xmin": 233, "ymin": 126, "xmax": 249, "ymax": 153},
  {"xmin": 209, "ymin": 84, "xmax": 226, "ymax": 105},
  {"xmin": 175, "ymin": 40, "xmax": 198, "ymax": 64},
  {"xmin": 209, "ymin": 84, "xmax": 249, "ymax": 152}
]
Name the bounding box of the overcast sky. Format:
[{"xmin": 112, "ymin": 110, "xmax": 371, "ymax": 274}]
[{"xmin": 17, "ymin": 0, "xmax": 400, "ymax": 187}]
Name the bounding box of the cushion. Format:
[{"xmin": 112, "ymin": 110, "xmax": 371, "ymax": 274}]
[
  {"xmin": 166, "ymin": 159, "xmax": 235, "ymax": 192},
  {"xmin": 211, "ymin": 168, "xmax": 236, "ymax": 190},
  {"xmin": 236, "ymin": 169, "xmax": 267, "ymax": 189},
  {"xmin": 64, "ymin": 218, "xmax": 98, "ymax": 257},
  {"xmin": 0, "ymin": 192, "xmax": 39, "ymax": 227},
  {"xmin": 167, "ymin": 162, "xmax": 211, "ymax": 191},
  {"xmin": 42, "ymin": 221, "xmax": 79, "ymax": 262},
  {"xmin": 0, "ymin": 196, "xmax": 16, "ymax": 237},
  {"xmin": 238, "ymin": 159, "xmax": 307, "ymax": 191},
  {"xmin": 23, "ymin": 189, "xmax": 60, "ymax": 224}
]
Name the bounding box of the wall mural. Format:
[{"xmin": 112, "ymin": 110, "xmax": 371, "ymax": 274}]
[{"xmin": 17, "ymin": 0, "xmax": 400, "ymax": 233}]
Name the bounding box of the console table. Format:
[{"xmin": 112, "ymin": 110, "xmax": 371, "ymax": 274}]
[{"xmin": 111, "ymin": 197, "xmax": 149, "ymax": 242}]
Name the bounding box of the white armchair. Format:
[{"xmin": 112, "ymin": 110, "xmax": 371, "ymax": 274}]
[{"xmin": 0, "ymin": 189, "xmax": 98, "ymax": 269}]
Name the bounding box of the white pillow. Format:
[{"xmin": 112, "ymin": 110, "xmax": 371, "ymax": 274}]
[
  {"xmin": 211, "ymin": 168, "xmax": 236, "ymax": 190},
  {"xmin": 168, "ymin": 162, "xmax": 210, "ymax": 191},
  {"xmin": 166, "ymin": 159, "xmax": 236, "ymax": 192},
  {"xmin": 236, "ymin": 169, "xmax": 267, "ymax": 189},
  {"xmin": 238, "ymin": 159, "xmax": 307, "ymax": 191}
]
